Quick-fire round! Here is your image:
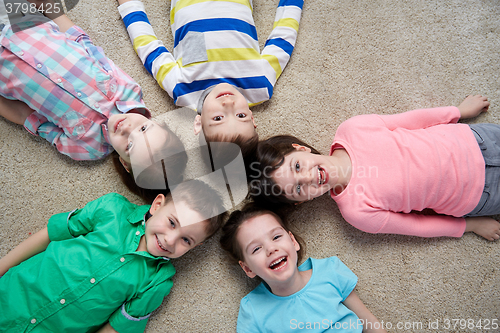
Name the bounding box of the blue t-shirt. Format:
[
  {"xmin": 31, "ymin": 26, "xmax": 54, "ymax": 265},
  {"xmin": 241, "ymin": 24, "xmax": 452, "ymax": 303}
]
[{"xmin": 237, "ymin": 257, "xmax": 361, "ymax": 333}]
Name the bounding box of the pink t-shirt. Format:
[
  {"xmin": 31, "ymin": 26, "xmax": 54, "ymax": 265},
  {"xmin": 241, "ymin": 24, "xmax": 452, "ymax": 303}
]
[{"xmin": 330, "ymin": 106, "xmax": 484, "ymax": 238}]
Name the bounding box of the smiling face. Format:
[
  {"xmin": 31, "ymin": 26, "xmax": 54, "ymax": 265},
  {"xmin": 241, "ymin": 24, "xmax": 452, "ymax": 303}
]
[
  {"xmin": 195, "ymin": 83, "xmax": 257, "ymax": 140},
  {"xmin": 237, "ymin": 214, "xmax": 301, "ymax": 289},
  {"xmin": 138, "ymin": 194, "xmax": 209, "ymax": 258},
  {"xmin": 108, "ymin": 113, "xmax": 170, "ymax": 165},
  {"xmin": 272, "ymin": 147, "xmax": 335, "ymax": 202}
]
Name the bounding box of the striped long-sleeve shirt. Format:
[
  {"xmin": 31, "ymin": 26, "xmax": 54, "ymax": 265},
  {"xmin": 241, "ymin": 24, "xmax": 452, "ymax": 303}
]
[{"xmin": 118, "ymin": 0, "xmax": 304, "ymax": 111}]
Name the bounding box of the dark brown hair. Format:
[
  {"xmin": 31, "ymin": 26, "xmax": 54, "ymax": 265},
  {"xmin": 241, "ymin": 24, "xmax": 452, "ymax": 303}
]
[
  {"xmin": 112, "ymin": 123, "xmax": 188, "ymax": 202},
  {"xmin": 220, "ymin": 203, "xmax": 305, "ymax": 265},
  {"xmin": 166, "ymin": 179, "xmax": 228, "ymax": 240},
  {"xmin": 247, "ymin": 135, "xmax": 321, "ymax": 206}
]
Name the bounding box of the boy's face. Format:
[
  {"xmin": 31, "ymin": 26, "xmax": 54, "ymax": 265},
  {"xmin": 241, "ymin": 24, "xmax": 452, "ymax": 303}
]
[
  {"xmin": 273, "ymin": 145, "xmax": 333, "ymax": 202},
  {"xmin": 108, "ymin": 113, "xmax": 169, "ymax": 165},
  {"xmin": 237, "ymin": 214, "xmax": 300, "ymax": 285},
  {"xmin": 140, "ymin": 195, "xmax": 208, "ymax": 258},
  {"xmin": 194, "ymin": 83, "xmax": 257, "ymax": 140}
]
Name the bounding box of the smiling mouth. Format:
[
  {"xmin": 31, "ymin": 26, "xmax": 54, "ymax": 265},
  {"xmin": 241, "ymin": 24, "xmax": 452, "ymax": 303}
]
[
  {"xmin": 155, "ymin": 234, "xmax": 169, "ymax": 252},
  {"xmin": 114, "ymin": 118, "xmax": 125, "ymax": 133},
  {"xmin": 318, "ymin": 167, "xmax": 327, "ymax": 185},
  {"xmin": 216, "ymin": 92, "xmax": 233, "ymax": 99},
  {"xmin": 269, "ymin": 256, "xmax": 287, "ymax": 270}
]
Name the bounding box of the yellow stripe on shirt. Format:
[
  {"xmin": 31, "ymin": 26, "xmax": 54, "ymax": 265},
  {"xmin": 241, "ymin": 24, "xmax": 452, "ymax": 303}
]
[
  {"xmin": 273, "ymin": 18, "xmax": 299, "ymax": 32},
  {"xmin": 262, "ymin": 54, "xmax": 282, "ymax": 79},
  {"xmin": 133, "ymin": 35, "xmax": 158, "ymax": 53}
]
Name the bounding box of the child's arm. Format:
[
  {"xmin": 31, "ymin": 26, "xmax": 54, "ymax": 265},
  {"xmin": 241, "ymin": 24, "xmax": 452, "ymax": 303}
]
[
  {"xmin": 96, "ymin": 323, "xmax": 118, "ymax": 333},
  {"xmin": 26, "ymin": 0, "xmax": 74, "ymax": 32},
  {"xmin": 343, "ymin": 291, "xmax": 387, "ymax": 333},
  {"xmin": 261, "ymin": 0, "xmax": 304, "ymax": 81},
  {"xmin": 465, "ymin": 216, "xmax": 500, "ymax": 241},
  {"xmin": 0, "ymin": 227, "xmax": 50, "ymax": 276}
]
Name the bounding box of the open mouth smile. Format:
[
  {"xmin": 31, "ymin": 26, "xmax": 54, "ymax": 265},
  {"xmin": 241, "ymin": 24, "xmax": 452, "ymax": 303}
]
[
  {"xmin": 216, "ymin": 92, "xmax": 233, "ymax": 99},
  {"xmin": 114, "ymin": 118, "xmax": 125, "ymax": 133},
  {"xmin": 269, "ymin": 256, "xmax": 288, "ymax": 270},
  {"xmin": 155, "ymin": 234, "xmax": 169, "ymax": 252},
  {"xmin": 318, "ymin": 167, "xmax": 327, "ymax": 185}
]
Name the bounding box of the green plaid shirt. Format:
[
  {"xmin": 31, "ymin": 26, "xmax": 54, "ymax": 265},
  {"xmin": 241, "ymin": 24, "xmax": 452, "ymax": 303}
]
[{"xmin": 0, "ymin": 193, "xmax": 175, "ymax": 332}]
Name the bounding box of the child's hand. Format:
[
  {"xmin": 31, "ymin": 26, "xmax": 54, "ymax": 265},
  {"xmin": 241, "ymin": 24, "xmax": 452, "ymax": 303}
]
[
  {"xmin": 457, "ymin": 95, "xmax": 489, "ymax": 119},
  {"xmin": 465, "ymin": 217, "xmax": 500, "ymax": 241}
]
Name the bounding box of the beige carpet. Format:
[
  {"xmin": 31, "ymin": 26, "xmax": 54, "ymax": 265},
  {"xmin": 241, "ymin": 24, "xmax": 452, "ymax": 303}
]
[{"xmin": 1, "ymin": 0, "xmax": 499, "ymax": 332}]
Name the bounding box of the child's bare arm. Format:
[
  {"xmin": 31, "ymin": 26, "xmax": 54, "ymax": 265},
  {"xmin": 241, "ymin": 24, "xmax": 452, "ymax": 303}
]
[
  {"xmin": 96, "ymin": 323, "xmax": 118, "ymax": 333},
  {"xmin": 0, "ymin": 227, "xmax": 50, "ymax": 276},
  {"xmin": 343, "ymin": 291, "xmax": 387, "ymax": 333},
  {"xmin": 457, "ymin": 95, "xmax": 489, "ymax": 119},
  {"xmin": 116, "ymin": 0, "xmax": 134, "ymax": 5},
  {"xmin": 465, "ymin": 216, "xmax": 500, "ymax": 241},
  {"xmin": 0, "ymin": 96, "xmax": 35, "ymax": 125}
]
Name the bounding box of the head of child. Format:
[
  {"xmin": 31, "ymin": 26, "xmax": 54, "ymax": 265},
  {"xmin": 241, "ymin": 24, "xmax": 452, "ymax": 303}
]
[
  {"xmin": 250, "ymin": 135, "xmax": 330, "ymax": 206},
  {"xmin": 139, "ymin": 179, "xmax": 227, "ymax": 258},
  {"xmin": 109, "ymin": 112, "xmax": 188, "ymax": 202},
  {"xmin": 220, "ymin": 205, "xmax": 305, "ymax": 293},
  {"xmin": 193, "ymin": 83, "xmax": 258, "ymax": 144}
]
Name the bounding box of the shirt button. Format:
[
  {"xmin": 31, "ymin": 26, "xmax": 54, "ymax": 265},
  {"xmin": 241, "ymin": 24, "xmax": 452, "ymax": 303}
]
[
  {"xmin": 135, "ymin": 231, "xmax": 140, "ymax": 236},
  {"xmin": 77, "ymin": 92, "xmax": 82, "ymax": 97},
  {"xmin": 36, "ymin": 64, "xmax": 42, "ymax": 69},
  {"xmin": 94, "ymin": 103, "xmax": 99, "ymax": 108},
  {"xmin": 120, "ymin": 257, "xmax": 125, "ymax": 262},
  {"xmin": 60, "ymin": 299, "xmax": 66, "ymax": 304},
  {"xmin": 90, "ymin": 278, "xmax": 96, "ymax": 284},
  {"xmin": 110, "ymin": 84, "xmax": 116, "ymax": 92},
  {"xmin": 57, "ymin": 78, "xmax": 62, "ymax": 83},
  {"xmin": 19, "ymin": 51, "xmax": 24, "ymax": 56},
  {"xmin": 31, "ymin": 318, "xmax": 36, "ymax": 324}
]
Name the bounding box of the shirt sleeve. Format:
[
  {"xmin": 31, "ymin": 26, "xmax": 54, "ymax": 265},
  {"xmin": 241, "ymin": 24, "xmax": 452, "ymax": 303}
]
[
  {"xmin": 236, "ymin": 297, "xmax": 261, "ymax": 333},
  {"xmin": 108, "ymin": 272, "xmax": 174, "ymax": 333},
  {"xmin": 379, "ymin": 106, "xmax": 461, "ymax": 131},
  {"xmin": 23, "ymin": 112, "xmax": 111, "ymax": 160},
  {"xmin": 47, "ymin": 193, "xmax": 126, "ymax": 241},
  {"xmin": 118, "ymin": 1, "xmax": 177, "ymax": 94},
  {"xmin": 326, "ymin": 257, "xmax": 358, "ymax": 301},
  {"xmin": 261, "ymin": 0, "xmax": 304, "ymax": 81}
]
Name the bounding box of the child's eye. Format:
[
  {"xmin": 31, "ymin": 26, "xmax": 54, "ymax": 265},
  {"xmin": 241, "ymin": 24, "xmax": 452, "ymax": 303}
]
[
  {"xmin": 140, "ymin": 124, "xmax": 147, "ymax": 132},
  {"xmin": 126, "ymin": 142, "xmax": 133, "ymax": 151},
  {"xmin": 251, "ymin": 246, "xmax": 261, "ymax": 254},
  {"xmin": 295, "ymin": 162, "xmax": 300, "ymax": 172},
  {"xmin": 236, "ymin": 113, "xmax": 246, "ymax": 118},
  {"xmin": 182, "ymin": 237, "xmax": 191, "ymax": 246},
  {"xmin": 296, "ymin": 184, "xmax": 301, "ymax": 195},
  {"xmin": 213, "ymin": 116, "xmax": 223, "ymax": 121},
  {"xmin": 169, "ymin": 219, "xmax": 175, "ymax": 228},
  {"xmin": 273, "ymin": 234, "xmax": 282, "ymax": 241}
]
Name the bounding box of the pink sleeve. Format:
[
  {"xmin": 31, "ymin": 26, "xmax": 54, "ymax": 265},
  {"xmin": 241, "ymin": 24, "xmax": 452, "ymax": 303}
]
[
  {"xmin": 350, "ymin": 209, "xmax": 466, "ymax": 238},
  {"xmin": 379, "ymin": 106, "xmax": 461, "ymax": 131}
]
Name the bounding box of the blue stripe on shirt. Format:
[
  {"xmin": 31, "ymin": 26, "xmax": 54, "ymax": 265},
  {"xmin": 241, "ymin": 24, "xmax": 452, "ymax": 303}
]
[
  {"xmin": 264, "ymin": 38, "xmax": 294, "ymax": 57},
  {"xmin": 174, "ymin": 18, "xmax": 258, "ymax": 48},
  {"xmin": 278, "ymin": 0, "xmax": 304, "ymax": 9},
  {"xmin": 122, "ymin": 11, "xmax": 151, "ymax": 28},
  {"xmin": 144, "ymin": 46, "xmax": 169, "ymax": 76},
  {"xmin": 172, "ymin": 77, "xmax": 273, "ymax": 104}
]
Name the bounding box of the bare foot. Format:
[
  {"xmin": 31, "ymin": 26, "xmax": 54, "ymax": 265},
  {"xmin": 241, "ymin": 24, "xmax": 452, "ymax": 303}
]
[
  {"xmin": 458, "ymin": 95, "xmax": 489, "ymax": 119},
  {"xmin": 465, "ymin": 217, "xmax": 500, "ymax": 241}
]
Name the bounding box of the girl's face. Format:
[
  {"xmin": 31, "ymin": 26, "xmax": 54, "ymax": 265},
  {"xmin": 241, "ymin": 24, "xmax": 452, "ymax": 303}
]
[
  {"xmin": 108, "ymin": 113, "xmax": 170, "ymax": 165},
  {"xmin": 237, "ymin": 214, "xmax": 300, "ymax": 287},
  {"xmin": 272, "ymin": 145, "xmax": 335, "ymax": 202}
]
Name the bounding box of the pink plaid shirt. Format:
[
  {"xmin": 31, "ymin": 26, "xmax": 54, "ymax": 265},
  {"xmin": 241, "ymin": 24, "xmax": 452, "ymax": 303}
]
[{"xmin": 0, "ymin": 18, "xmax": 150, "ymax": 160}]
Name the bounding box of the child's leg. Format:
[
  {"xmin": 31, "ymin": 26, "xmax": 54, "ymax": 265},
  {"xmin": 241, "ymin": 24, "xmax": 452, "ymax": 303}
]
[
  {"xmin": 0, "ymin": 96, "xmax": 34, "ymax": 125},
  {"xmin": 465, "ymin": 217, "xmax": 500, "ymax": 241}
]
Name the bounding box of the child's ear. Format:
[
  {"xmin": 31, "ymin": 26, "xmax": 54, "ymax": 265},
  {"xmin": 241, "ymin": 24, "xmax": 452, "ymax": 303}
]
[
  {"xmin": 239, "ymin": 260, "xmax": 257, "ymax": 278},
  {"xmin": 193, "ymin": 115, "xmax": 202, "ymax": 135},
  {"xmin": 149, "ymin": 194, "xmax": 166, "ymax": 216},
  {"xmin": 291, "ymin": 143, "xmax": 311, "ymax": 153},
  {"xmin": 252, "ymin": 115, "xmax": 257, "ymax": 128},
  {"xmin": 294, "ymin": 201, "xmax": 304, "ymax": 206},
  {"xmin": 119, "ymin": 156, "xmax": 131, "ymax": 173},
  {"xmin": 288, "ymin": 231, "xmax": 300, "ymax": 252}
]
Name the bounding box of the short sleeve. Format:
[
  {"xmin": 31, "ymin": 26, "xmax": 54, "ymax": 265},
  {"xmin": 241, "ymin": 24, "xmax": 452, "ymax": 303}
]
[
  {"xmin": 327, "ymin": 257, "xmax": 358, "ymax": 301},
  {"xmin": 47, "ymin": 193, "xmax": 127, "ymax": 241},
  {"xmin": 236, "ymin": 297, "xmax": 261, "ymax": 333},
  {"xmin": 108, "ymin": 274, "xmax": 174, "ymax": 333}
]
